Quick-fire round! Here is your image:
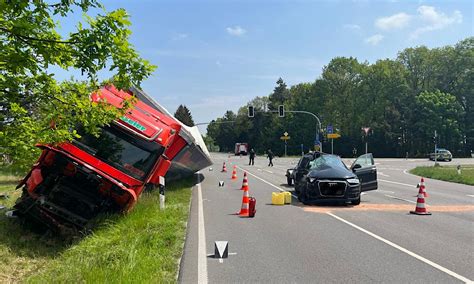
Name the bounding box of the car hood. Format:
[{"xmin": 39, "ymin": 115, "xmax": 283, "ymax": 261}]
[{"xmin": 307, "ymin": 164, "xmax": 355, "ymax": 180}]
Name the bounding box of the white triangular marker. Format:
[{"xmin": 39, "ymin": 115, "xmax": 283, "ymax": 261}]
[
  {"xmin": 214, "ymin": 241, "xmax": 228, "ymax": 258},
  {"xmin": 219, "ymin": 181, "xmax": 224, "ymax": 187}
]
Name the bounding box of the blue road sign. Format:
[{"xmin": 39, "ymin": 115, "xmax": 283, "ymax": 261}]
[{"xmin": 327, "ymin": 125, "xmax": 333, "ymax": 134}]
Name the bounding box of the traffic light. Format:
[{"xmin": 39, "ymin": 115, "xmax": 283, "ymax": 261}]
[
  {"xmin": 248, "ymin": 106, "xmax": 254, "ymax": 118},
  {"xmin": 278, "ymin": 105, "xmax": 284, "ymax": 117}
]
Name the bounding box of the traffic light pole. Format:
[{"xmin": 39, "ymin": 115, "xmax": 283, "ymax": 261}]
[
  {"xmin": 285, "ymin": 110, "xmax": 323, "ymax": 153},
  {"xmin": 248, "ymin": 107, "xmax": 323, "ymax": 153}
]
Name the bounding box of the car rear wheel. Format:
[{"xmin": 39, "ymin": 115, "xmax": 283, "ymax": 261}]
[{"xmin": 287, "ymin": 177, "xmax": 293, "ymax": 186}]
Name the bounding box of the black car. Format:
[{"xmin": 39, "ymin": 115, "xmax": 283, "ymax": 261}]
[
  {"xmin": 286, "ymin": 152, "xmax": 321, "ymax": 191},
  {"xmin": 298, "ymin": 153, "xmax": 378, "ymax": 205}
]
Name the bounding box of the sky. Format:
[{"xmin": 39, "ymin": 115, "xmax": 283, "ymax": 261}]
[{"xmin": 54, "ymin": 0, "xmax": 473, "ymax": 134}]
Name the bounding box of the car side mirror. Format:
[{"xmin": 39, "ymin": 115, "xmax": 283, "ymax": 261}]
[{"xmin": 352, "ymin": 164, "xmax": 362, "ymax": 171}]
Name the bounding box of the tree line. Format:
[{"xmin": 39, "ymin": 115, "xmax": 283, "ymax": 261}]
[{"xmin": 206, "ymin": 37, "xmax": 473, "ymax": 158}]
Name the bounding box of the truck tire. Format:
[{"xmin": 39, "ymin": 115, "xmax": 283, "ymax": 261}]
[{"xmin": 287, "ymin": 177, "xmax": 293, "ymax": 186}]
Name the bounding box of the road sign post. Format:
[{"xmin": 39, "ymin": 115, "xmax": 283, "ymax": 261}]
[
  {"xmin": 280, "ymin": 132, "xmax": 290, "ymax": 156},
  {"xmin": 362, "ymin": 127, "xmax": 371, "ymax": 154},
  {"xmin": 327, "ymin": 133, "xmax": 341, "ymax": 154}
]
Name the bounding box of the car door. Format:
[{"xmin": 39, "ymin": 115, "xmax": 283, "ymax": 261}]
[
  {"xmin": 351, "ymin": 153, "xmax": 378, "ymax": 192},
  {"xmin": 294, "ymin": 156, "xmax": 311, "ymax": 190}
]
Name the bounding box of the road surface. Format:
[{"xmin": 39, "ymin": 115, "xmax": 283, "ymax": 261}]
[{"xmin": 179, "ymin": 153, "xmax": 474, "ymax": 283}]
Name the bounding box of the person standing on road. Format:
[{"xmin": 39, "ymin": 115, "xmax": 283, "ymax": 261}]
[
  {"xmin": 249, "ymin": 148, "xmax": 256, "ymax": 165},
  {"xmin": 267, "ymin": 149, "xmax": 274, "ymax": 167}
]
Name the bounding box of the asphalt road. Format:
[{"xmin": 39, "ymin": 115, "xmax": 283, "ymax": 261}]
[{"xmin": 179, "ymin": 154, "xmax": 474, "ymax": 283}]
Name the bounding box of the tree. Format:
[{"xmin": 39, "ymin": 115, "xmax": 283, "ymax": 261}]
[
  {"xmin": 0, "ymin": 1, "xmax": 155, "ymax": 171},
  {"xmin": 268, "ymin": 78, "xmax": 290, "ymax": 110},
  {"xmin": 174, "ymin": 105, "xmax": 195, "ymax": 126}
]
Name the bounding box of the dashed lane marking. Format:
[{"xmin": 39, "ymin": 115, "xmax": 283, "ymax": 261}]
[
  {"xmin": 385, "ymin": 194, "xmax": 417, "ymax": 204},
  {"xmin": 379, "ymin": 179, "xmax": 416, "ymax": 188},
  {"xmin": 377, "ymin": 190, "xmax": 395, "ymax": 194},
  {"xmin": 328, "ymin": 212, "xmax": 473, "ymax": 283},
  {"xmin": 263, "ymin": 170, "xmax": 274, "ymax": 174}
]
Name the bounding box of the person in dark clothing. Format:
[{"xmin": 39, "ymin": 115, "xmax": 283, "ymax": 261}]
[
  {"xmin": 267, "ymin": 149, "xmax": 274, "ymax": 167},
  {"xmin": 249, "ymin": 149, "xmax": 256, "ymax": 165}
]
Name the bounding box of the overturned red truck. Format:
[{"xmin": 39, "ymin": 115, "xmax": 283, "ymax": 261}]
[{"xmin": 13, "ymin": 86, "xmax": 212, "ymax": 232}]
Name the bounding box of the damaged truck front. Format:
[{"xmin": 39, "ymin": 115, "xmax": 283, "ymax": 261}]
[{"xmin": 13, "ymin": 86, "xmax": 207, "ymax": 233}]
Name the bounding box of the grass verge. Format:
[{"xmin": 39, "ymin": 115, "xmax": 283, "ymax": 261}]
[
  {"xmin": 0, "ymin": 171, "xmax": 194, "ymax": 283},
  {"xmin": 410, "ymin": 165, "xmax": 474, "ymax": 186}
]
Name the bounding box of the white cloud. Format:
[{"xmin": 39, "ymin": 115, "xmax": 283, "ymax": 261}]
[
  {"xmin": 375, "ymin": 13, "xmax": 412, "ymax": 30},
  {"xmin": 365, "ymin": 34, "xmax": 384, "ymax": 45},
  {"xmin": 410, "ymin": 6, "xmax": 462, "ymax": 38},
  {"xmin": 172, "ymin": 33, "xmax": 188, "ymax": 40},
  {"xmin": 343, "ymin": 24, "xmax": 362, "ymax": 30},
  {"xmin": 226, "ymin": 26, "xmax": 247, "ymax": 36}
]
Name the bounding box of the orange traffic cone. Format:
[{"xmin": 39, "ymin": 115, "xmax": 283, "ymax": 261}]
[
  {"xmin": 410, "ymin": 192, "xmax": 431, "ymax": 215},
  {"xmin": 419, "ymin": 177, "xmax": 429, "ymax": 197},
  {"xmin": 241, "ymin": 172, "xmax": 249, "ymax": 190},
  {"xmin": 238, "ymin": 184, "xmax": 250, "ymax": 217},
  {"xmin": 221, "ymin": 162, "xmax": 227, "ymax": 172},
  {"xmin": 231, "ymin": 166, "xmax": 237, "ymax": 180}
]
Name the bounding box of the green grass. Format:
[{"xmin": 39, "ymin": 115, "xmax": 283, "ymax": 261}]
[
  {"xmin": 0, "ymin": 171, "xmax": 194, "ymax": 283},
  {"xmin": 410, "ymin": 165, "xmax": 474, "ymax": 186}
]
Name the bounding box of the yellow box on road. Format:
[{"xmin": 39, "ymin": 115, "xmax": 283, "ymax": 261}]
[
  {"xmin": 283, "ymin": 192, "xmax": 292, "ymax": 204},
  {"xmin": 272, "ymin": 192, "xmax": 285, "ymax": 205}
]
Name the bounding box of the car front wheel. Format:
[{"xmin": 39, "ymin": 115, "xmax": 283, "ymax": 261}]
[{"xmin": 351, "ymin": 195, "xmax": 361, "ymax": 205}]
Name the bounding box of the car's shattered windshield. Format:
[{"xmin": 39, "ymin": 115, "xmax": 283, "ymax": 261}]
[
  {"xmin": 309, "ymin": 155, "xmax": 346, "ymax": 171},
  {"xmin": 73, "ymin": 126, "xmax": 164, "ymax": 180}
]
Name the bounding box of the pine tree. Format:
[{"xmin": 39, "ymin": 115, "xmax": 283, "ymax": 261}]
[{"xmin": 174, "ymin": 105, "xmax": 195, "ymax": 126}]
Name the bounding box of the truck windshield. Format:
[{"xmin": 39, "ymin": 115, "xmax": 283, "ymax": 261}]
[{"xmin": 72, "ymin": 126, "xmax": 164, "ymax": 181}]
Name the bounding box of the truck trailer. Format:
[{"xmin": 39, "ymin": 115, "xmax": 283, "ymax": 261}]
[{"xmin": 13, "ymin": 85, "xmax": 211, "ymax": 234}]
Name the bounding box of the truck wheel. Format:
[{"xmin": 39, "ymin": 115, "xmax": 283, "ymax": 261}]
[
  {"xmin": 351, "ymin": 195, "xmax": 361, "ymax": 205},
  {"xmin": 287, "ymin": 177, "xmax": 293, "ymax": 186}
]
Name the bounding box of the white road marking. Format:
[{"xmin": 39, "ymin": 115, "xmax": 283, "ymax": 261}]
[
  {"xmin": 378, "ymin": 190, "xmax": 395, "ymax": 194},
  {"xmin": 257, "ymin": 169, "xmax": 262, "ymax": 172},
  {"xmin": 327, "ymin": 212, "xmax": 473, "ymax": 283},
  {"xmin": 237, "ymin": 166, "xmax": 297, "ymax": 198},
  {"xmin": 379, "ymin": 179, "xmax": 416, "ymax": 188},
  {"xmin": 379, "ymin": 172, "xmax": 390, "ymax": 177},
  {"xmin": 197, "ymin": 175, "xmax": 208, "ymax": 284},
  {"xmin": 263, "ymin": 170, "xmax": 274, "ymax": 174},
  {"xmin": 385, "ymin": 194, "xmax": 417, "ymax": 204},
  {"xmin": 467, "ymin": 195, "xmax": 474, "ymax": 198}
]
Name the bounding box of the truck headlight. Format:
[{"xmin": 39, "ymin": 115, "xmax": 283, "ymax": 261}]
[{"xmin": 347, "ymin": 178, "xmax": 360, "ymax": 185}]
